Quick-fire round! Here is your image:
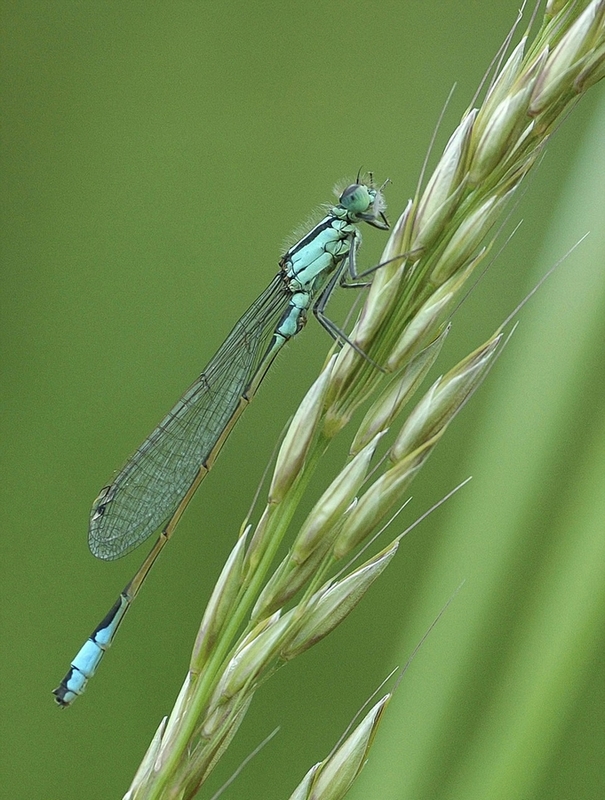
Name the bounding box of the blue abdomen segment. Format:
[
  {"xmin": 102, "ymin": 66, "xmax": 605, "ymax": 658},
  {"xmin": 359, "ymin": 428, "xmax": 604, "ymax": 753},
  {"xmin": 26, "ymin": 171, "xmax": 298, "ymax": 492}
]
[
  {"xmin": 275, "ymin": 292, "xmax": 309, "ymax": 340},
  {"xmin": 53, "ymin": 594, "xmax": 130, "ymax": 706}
]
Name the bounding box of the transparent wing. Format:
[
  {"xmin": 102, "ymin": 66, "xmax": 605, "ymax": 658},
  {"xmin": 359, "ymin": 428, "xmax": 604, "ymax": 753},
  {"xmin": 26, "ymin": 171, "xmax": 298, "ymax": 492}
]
[{"xmin": 89, "ymin": 274, "xmax": 288, "ymax": 560}]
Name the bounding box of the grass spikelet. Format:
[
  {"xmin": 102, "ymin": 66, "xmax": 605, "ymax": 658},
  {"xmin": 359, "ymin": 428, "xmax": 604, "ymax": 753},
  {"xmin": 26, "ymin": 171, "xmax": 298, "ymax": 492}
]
[{"xmin": 288, "ymin": 696, "xmax": 390, "ymax": 800}]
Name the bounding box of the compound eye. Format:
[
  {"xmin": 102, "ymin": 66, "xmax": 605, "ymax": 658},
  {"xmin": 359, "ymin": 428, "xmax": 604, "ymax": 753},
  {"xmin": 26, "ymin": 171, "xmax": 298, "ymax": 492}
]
[{"xmin": 339, "ymin": 183, "xmax": 372, "ymax": 214}]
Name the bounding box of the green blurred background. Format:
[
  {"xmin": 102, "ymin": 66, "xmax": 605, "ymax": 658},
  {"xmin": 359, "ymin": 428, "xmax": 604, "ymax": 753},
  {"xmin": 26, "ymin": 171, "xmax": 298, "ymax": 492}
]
[{"xmin": 2, "ymin": 2, "xmax": 604, "ymax": 798}]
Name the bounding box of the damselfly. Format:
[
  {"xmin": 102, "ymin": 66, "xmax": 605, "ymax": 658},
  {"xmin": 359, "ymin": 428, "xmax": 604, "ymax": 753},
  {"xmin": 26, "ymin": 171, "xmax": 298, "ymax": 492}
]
[{"xmin": 53, "ymin": 177, "xmax": 389, "ymax": 706}]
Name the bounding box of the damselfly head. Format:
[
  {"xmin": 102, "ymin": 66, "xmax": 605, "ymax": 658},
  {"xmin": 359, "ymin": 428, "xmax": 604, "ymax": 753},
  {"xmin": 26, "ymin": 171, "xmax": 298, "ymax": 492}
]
[{"xmin": 338, "ymin": 179, "xmax": 389, "ymax": 230}]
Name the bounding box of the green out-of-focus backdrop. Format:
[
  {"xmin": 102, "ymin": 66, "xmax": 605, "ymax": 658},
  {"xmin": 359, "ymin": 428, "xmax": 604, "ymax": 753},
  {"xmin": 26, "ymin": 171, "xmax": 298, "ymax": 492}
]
[{"xmin": 2, "ymin": 2, "xmax": 604, "ymax": 799}]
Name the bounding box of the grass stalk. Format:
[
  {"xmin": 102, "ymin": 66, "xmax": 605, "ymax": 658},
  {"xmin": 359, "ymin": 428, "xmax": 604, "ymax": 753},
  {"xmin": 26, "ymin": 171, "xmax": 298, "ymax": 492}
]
[{"xmin": 124, "ymin": 3, "xmax": 605, "ymax": 797}]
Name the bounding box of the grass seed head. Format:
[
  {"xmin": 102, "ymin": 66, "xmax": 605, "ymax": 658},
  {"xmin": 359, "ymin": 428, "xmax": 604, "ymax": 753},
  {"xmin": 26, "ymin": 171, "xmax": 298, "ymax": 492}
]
[
  {"xmin": 269, "ymin": 357, "xmax": 334, "ymax": 502},
  {"xmin": 531, "ymin": 1, "xmax": 605, "ymax": 114},
  {"xmin": 391, "ymin": 333, "xmax": 502, "ymax": 463},
  {"xmin": 334, "ymin": 437, "xmax": 438, "ymax": 560},
  {"xmin": 303, "ymin": 696, "xmax": 390, "ymax": 800},
  {"xmin": 292, "ymin": 434, "xmax": 384, "ymax": 564},
  {"xmin": 429, "ymin": 194, "xmax": 506, "ymax": 285},
  {"xmin": 282, "ymin": 543, "xmax": 398, "ymax": 660},
  {"xmin": 412, "ymin": 110, "xmax": 476, "ymax": 251},
  {"xmin": 352, "ymin": 326, "xmax": 449, "ymax": 454},
  {"xmin": 191, "ymin": 533, "xmax": 247, "ymax": 668},
  {"xmin": 214, "ymin": 612, "xmax": 290, "ymax": 702}
]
